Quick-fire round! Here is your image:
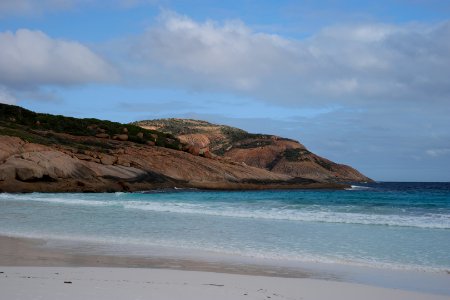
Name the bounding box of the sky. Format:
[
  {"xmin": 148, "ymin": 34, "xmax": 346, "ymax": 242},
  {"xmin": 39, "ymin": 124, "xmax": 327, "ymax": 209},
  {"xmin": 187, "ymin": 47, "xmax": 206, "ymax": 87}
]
[{"xmin": 0, "ymin": 0, "xmax": 449, "ymax": 182}]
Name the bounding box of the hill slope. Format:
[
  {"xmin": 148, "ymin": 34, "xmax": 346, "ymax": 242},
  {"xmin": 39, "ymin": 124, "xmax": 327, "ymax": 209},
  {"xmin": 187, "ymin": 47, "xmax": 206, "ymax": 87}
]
[
  {"xmin": 134, "ymin": 119, "xmax": 372, "ymax": 183},
  {"xmin": 0, "ymin": 104, "xmax": 344, "ymax": 192}
]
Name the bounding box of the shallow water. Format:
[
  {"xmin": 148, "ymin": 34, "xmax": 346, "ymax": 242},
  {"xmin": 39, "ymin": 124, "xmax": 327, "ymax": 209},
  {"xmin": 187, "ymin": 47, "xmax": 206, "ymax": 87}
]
[{"xmin": 1, "ymin": 182, "xmax": 449, "ymax": 273}]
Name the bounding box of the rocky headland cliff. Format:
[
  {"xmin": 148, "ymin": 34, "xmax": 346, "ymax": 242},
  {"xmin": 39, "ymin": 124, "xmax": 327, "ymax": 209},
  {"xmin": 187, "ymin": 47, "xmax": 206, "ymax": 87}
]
[
  {"xmin": 134, "ymin": 119, "xmax": 372, "ymax": 183},
  {"xmin": 0, "ymin": 104, "xmax": 349, "ymax": 193}
]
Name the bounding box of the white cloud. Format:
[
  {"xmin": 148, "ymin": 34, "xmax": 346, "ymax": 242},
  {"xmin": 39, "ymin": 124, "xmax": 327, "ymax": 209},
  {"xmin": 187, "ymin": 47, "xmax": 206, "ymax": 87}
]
[
  {"xmin": 0, "ymin": 29, "xmax": 117, "ymax": 88},
  {"xmin": 121, "ymin": 12, "xmax": 450, "ymax": 107},
  {"xmin": 124, "ymin": 12, "xmax": 298, "ymax": 94},
  {"xmin": 2, "ymin": 11, "xmax": 450, "ymax": 116}
]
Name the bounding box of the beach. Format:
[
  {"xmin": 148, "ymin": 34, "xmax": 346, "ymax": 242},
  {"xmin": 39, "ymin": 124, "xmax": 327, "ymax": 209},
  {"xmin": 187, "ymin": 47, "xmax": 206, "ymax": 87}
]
[
  {"xmin": 1, "ymin": 236, "xmax": 449, "ymax": 300},
  {"xmin": 4, "ymin": 266, "xmax": 450, "ymax": 300},
  {"xmin": 1, "ymin": 184, "xmax": 449, "ymax": 299}
]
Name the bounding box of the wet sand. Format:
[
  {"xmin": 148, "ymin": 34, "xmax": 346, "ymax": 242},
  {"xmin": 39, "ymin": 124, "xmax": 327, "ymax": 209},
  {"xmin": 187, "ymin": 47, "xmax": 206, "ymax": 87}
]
[
  {"xmin": 1, "ymin": 235, "xmax": 449, "ymax": 300},
  {"xmin": 0, "ymin": 235, "xmax": 314, "ymax": 278}
]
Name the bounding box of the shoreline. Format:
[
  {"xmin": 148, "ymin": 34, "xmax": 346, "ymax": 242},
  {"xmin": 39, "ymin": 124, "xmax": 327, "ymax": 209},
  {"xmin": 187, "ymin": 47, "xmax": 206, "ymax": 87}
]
[
  {"xmin": 0, "ymin": 235, "xmax": 313, "ymax": 278},
  {"xmin": 1, "ymin": 234, "xmax": 449, "ymax": 299},
  {"xmin": 0, "ymin": 179, "xmax": 348, "ymax": 193}
]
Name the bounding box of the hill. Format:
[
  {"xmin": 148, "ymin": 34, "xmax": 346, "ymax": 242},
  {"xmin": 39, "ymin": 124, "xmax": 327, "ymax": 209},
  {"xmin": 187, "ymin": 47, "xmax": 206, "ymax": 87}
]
[
  {"xmin": 133, "ymin": 118, "xmax": 372, "ymax": 183},
  {"xmin": 0, "ymin": 104, "xmax": 344, "ymax": 192}
]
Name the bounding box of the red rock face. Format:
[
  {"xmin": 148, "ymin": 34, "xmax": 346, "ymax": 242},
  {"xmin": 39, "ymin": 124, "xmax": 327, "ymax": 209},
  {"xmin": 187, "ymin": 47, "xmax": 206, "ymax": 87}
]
[
  {"xmin": 135, "ymin": 119, "xmax": 372, "ymax": 183},
  {"xmin": 187, "ymin": 144, "xmax": 200, "ymax": 156},
  {"xmin": 1, "ymin": 135, "xmax": 345, "ymax": 193},
  {"xmin": 226, "ymin": 142, "xmax": 371, "ymax": 182}
]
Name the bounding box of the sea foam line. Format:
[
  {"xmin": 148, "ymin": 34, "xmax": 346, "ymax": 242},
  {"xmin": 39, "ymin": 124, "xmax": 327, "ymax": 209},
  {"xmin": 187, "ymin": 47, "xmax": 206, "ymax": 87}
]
[
  {"xmin": 1, "ymin": 193, "xmax": 449, "ymax": 229},
  {"xmin": 122, "ymin": 201, "xmax": 450, "ymax": 229},
  {"xmin": 0, "ymin": 193, "xmax": 111, "ymax": 206},
  {"xmin": 345, "ymin": 185, "xmax": 372, "ymax": 190}
]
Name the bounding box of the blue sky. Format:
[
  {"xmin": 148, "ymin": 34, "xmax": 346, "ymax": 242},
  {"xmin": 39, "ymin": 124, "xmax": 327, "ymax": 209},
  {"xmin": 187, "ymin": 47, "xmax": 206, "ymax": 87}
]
[{"xmin": 1, "ymin": 0, "xmax": 449, "ymax": 181}]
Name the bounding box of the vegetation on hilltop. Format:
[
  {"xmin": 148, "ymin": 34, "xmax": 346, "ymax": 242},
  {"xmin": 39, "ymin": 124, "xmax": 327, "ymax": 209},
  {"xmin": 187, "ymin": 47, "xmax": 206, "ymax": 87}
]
[{"xmin": 0, "ymin": 103, "xmax": 181, "ymax": 152}]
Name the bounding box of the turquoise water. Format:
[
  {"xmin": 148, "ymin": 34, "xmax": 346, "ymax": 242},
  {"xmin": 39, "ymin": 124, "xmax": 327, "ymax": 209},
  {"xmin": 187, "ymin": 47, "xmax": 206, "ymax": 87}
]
[{"xmin": 1, "ymin": 182, "xmax": 449, "ymax": 272}]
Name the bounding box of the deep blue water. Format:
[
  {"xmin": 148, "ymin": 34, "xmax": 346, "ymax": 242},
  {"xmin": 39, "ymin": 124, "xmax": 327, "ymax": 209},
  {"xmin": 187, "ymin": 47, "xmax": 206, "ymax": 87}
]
[{"xmin": 0, "ymin": 182, "xmax": 449, "ymax": 272}]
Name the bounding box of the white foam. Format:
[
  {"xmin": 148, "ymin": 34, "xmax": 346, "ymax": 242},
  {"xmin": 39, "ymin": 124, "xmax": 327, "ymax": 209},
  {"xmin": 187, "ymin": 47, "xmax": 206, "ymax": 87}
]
[
  {"xmin": 346, "ymin": 185, "xmax": 372, "ymax": 190},
  {"xmin": 2, "ymin": 193, "xmax": 449, "ymax": 229},
  {"xmin": 0, "ymin": 193, "xmax": 109, "ymax": 206},
  {"xmin": 122, "ymin": 201, "xmax": 450, "ymax": 229}
]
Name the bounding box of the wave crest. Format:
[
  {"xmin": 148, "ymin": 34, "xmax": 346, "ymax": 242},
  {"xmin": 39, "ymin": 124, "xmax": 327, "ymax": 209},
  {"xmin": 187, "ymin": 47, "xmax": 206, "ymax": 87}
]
[{"xmin": 1, "ymin": 193, "xmax": 449, "ymax": 229}]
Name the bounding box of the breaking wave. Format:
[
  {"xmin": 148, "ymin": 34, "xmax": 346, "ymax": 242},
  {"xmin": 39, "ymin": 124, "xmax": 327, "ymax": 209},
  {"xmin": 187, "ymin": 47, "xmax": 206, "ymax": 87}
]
[{"xmin": 1, "ymin": 193, "xmax": 449, "ymax": 229}]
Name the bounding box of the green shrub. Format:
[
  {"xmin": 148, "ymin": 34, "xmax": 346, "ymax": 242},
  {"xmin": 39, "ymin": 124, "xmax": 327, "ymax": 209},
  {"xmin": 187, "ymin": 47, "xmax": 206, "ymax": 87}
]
[{"xmin": 0, "ymin": 103, "xmax": 181, "ymax": 150}]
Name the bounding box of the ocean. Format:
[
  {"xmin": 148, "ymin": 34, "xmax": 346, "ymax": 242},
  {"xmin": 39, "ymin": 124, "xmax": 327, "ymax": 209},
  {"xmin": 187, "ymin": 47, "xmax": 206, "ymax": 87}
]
[{"xmin": 1, "ymin": 182, "xmax": 449, "ymax": 279}]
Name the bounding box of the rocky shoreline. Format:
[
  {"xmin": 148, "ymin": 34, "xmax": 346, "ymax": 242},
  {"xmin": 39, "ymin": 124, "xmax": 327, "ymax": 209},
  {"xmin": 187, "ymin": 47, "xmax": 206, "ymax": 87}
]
[
  {"xmin": 0, "ymin": 104, "xmax": 365, "ymax": 193},
  {"xmin": 136, "ymin": 118, "xmax": 372, "ymax": 183},
  {"xmin": 0, "ymin": 135, "xmax": 347, "ymax": 193}
]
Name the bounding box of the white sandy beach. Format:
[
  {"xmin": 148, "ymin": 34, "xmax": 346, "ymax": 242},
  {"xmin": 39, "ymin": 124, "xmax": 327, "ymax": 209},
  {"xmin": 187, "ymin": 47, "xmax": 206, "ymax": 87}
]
[
  {"xmin": 1, "ymin": 266, "xmax": 449, "ymax": 300},
  {"xmin": 1, "ymin": 235, "xmax": 449, "ymax": 299}
]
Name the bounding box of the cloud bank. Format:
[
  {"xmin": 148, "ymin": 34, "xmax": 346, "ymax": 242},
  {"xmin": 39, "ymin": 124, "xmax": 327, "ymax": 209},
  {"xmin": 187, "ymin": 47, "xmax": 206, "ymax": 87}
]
[
  {"xmin": 122, "ymin": 12, "xmax": 450, "ymax": 107},
  {"xmin": 3, "ymin": 12, "xmax": 449, "ymax": 109},
  {"xmin": 0, "ymin": 29, "xmax": 117, "ymax": 104}
]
